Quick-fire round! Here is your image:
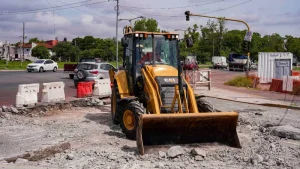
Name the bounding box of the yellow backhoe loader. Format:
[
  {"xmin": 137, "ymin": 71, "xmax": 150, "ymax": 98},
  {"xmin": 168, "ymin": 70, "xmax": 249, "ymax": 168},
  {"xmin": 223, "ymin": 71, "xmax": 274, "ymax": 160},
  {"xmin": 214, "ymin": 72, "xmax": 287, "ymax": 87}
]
[{"xmin": 110, "ymin": 30, "xmax": 241, "ymax": 155}]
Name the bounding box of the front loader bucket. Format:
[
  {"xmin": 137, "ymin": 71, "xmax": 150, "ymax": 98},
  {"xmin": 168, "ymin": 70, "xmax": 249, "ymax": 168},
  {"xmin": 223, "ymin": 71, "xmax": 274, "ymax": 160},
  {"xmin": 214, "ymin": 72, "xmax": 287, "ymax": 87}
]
[{"xmin": 136, "ymin": 112, "xmax": 241, "ymax": 155}]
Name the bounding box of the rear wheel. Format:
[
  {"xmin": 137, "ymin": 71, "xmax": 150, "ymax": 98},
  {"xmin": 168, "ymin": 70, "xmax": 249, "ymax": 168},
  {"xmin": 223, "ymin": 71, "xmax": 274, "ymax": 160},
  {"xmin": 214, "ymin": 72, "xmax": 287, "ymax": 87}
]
[
  {"xmin": 53, "ymin": 67, "xmax": 57, "ymax": 72},
  {"xmin": 196, "ymin": 97, "xmax": 214, "ymax": 112},
  {"xmin": 120, "ymin": 100, "xmax": 144, "ymax": 140}
]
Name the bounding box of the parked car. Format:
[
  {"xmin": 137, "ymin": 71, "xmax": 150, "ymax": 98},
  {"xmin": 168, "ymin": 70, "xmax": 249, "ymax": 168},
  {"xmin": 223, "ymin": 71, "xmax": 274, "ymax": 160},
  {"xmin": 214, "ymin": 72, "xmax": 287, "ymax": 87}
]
[
  {"xmin": 64, "ymin": 57, "xmax": 101, "ymax": 79},
  {"xmin": 27, "ymin": 59, "xmax": 58, "ymax": 72},
  {"xmin": 212, "ymin": 56, "xmax": 228, "ymax": 69},
  {"xmin": 73, "ymin": 62, "xmax": 117, "ymax": 88}
]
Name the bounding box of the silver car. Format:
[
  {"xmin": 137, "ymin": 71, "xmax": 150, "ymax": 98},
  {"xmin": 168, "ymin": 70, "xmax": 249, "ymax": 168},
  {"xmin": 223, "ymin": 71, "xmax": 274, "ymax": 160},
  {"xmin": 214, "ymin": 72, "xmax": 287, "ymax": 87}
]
[{"xmin": 74, "ymin": 62, "xmax": 117, "ymax": 88}]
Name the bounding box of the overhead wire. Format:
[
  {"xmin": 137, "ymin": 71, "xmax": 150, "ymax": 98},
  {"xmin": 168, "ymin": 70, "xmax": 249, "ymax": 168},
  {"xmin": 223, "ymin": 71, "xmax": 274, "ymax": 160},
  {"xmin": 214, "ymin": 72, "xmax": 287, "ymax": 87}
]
[
  {"xmin": 0, "ymin": 0, "xmax": 108, "ymax": 15},
  {"xmin": 55, "ymin": 0, "xmax": 114, "ymax": 19},
  {"xmin": 120, "ymin": 0, "xmax": 224, "ymax": 10},
  {"xmin": 120, "ymin": 0, "xmax": 252, "ymax": 18},
  {"xmin": 45, "ymin": 0, "xmax": 56, "ymax": 38}
]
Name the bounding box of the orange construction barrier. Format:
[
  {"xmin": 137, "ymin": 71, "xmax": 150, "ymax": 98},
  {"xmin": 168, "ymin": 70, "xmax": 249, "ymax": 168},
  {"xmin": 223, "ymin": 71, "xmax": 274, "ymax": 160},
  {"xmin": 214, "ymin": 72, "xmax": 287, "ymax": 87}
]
[
  {"xmin": 269, "ymin": 79, "xmax": 283, "ymax": 92},
  {"xmin": 292, "ymin": 71, "xmax": 300, "ymax": 76},
  {"xmin": 77, "ymin": 81, "xmax": 94, "ymax": 98}
]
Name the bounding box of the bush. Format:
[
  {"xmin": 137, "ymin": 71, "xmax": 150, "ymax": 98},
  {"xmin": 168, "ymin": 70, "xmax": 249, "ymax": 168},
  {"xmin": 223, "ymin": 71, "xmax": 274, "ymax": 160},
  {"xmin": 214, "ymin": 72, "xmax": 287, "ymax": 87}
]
[{"xmin": 224, "ymin": 76, "xmax": 253, "ymax": 88}]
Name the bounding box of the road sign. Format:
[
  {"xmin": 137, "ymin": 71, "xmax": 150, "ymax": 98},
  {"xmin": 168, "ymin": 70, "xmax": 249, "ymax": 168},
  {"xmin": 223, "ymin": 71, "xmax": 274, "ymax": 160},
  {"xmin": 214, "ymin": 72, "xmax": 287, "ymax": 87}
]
[{"xmin": 244, "ymin": 31, "xmax": 253, "ymax": 42}]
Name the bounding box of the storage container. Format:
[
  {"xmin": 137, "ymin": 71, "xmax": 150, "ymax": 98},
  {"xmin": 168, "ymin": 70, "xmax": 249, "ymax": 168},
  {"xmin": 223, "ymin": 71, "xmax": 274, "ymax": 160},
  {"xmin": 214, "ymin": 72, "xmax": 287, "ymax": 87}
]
[{"xmin": 258, "ymin": 52, "xmax": 293, "ymax": 83}]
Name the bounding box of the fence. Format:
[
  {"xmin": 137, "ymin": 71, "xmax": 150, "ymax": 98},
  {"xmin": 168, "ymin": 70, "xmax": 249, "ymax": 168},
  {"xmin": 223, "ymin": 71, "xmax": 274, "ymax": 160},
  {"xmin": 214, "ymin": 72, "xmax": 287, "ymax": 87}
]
[{"xmin": 185, "ymin": 69, "xmax": 211, "ymax": 90}]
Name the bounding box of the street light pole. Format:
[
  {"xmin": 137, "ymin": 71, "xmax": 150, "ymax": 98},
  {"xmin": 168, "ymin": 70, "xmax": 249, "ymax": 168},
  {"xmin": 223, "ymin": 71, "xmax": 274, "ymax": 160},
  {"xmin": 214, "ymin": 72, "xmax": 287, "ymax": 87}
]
[
  {"xmin": 186, "ymin": 11, "xmax": 251, "ymax": 76},
  {"xmin": 119, "ymin": 16, "xmax": 144, "ymax": 28}
]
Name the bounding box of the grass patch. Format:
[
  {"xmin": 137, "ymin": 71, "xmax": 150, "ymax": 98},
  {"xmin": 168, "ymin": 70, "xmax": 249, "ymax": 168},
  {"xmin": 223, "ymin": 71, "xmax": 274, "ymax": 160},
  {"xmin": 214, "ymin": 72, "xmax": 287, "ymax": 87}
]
[
  {"xmin": 293, "ymin": 67, "xmax": 300, "ymax": 70},
  {"xmin": 198, "ymin": 64, "xmax": 212, "ymax": 68},
  {"xmin": 0, "ymin": 60, "xmax": 30, "ymax": 70},
  {"xmin": 0, "ymin": 60, "xmax": 77, "ymax": 70},
  {"xmin": 224, "ymin": 76, "xmax": 253, "ymax": 88}
]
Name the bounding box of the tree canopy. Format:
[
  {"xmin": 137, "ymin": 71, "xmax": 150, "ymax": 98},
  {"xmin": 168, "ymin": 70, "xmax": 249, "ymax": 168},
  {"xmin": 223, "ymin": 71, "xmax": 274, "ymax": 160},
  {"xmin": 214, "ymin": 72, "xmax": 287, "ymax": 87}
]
[
  {"xmin": 133, "ymin": 18, "xmax": 160, "ymax": 32},
  {"xmin": 31, "ymin": 45, "xmax": 50, "ymax": 59},
  {"xmin": 29, "ymin": 37, "xmax": 44, "ymax": 43}
]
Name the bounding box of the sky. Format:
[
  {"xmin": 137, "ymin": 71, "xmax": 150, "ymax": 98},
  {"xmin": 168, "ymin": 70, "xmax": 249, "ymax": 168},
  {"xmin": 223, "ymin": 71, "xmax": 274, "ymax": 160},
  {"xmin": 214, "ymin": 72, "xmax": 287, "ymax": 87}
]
[{"xmin": 0, "ymin": 0, "xmax": 299, "ymax": 43}]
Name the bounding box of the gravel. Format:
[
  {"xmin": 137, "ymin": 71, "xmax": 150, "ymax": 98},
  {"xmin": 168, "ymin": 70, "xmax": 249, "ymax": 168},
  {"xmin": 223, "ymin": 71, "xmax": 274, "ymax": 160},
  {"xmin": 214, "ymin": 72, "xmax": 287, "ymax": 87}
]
[{"xmin": 1, "ymin": 97, "xmax": 300, "ymax": 169}]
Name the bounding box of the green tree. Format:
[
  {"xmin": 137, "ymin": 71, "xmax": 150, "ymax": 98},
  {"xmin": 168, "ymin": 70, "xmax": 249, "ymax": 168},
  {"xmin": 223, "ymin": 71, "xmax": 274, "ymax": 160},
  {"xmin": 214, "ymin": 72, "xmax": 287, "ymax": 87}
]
[
  {"xmin": 285, "ymin": 35, "xmax": 300, "ymax": 58},
  {"xmin": 133, "ymin": 18, "xmax": 160, "ymax": 32},
  {"xmin": 32, "ymin": 45, "xmax": 50, "ymax": 59},
  {"xmin": 29, "ymin": 37, "xmax": 44, "ymax": 43},
  {"xmin": 52, "ymin": 42, "xmax": 79, "ymax": 62}
]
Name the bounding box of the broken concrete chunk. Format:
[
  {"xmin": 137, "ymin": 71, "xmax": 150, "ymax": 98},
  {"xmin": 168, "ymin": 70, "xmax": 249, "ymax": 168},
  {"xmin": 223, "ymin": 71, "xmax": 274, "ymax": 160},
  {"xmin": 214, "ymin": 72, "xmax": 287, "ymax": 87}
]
[
  {"xmin": 167, "ymin": 146, "xmax": 184, "ymax": 158},
  {"xmin": 271, "ymin": 125, "xmax": 300, "ymax": 140},
  {"xmin": 66, "ymin": 153, "xmax": 74, "ymax": 160},
  {"xmin": 158, "ymin": 151, "xmax": 166, "ymax": 158},
  {"xmin": 190, "ymin": 148, "xmax": 206, "ymax": 157},
  {"xmin": 10, "ymin": 107, "xmax": 19, "ymax": 114},
  {"xmin": 15, "ymin": 158, "xmax": 28, "ymax": 164}
]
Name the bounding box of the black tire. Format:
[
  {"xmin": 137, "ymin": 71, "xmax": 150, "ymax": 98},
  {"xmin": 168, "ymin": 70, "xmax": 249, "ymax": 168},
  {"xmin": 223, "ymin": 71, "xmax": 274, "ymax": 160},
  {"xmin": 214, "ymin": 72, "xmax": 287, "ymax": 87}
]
[
  {"xmin": 53, "ymin": 67, "xmax": 57, "ymax": 72},
  {"xmin": 111, "ymin": 83, "xmax": 121, "ymax": 125},
  {"xmin": 27, "ymin": 71, "xmax": 31, "ymax": 73},
  {"xmin": 39, "ymin": 67, "xmax": 44, "ymax": 72},
  {"xmin": 76, "ymin": 69, "xmax": 87, "ymax": 80},
  {"xmin": 196, "ymin": 97, "xmax": 214, "ymax": 112},
  {"xmin": 120, "ymin": 100, "xmax": 144, "ymax": 140},
  {"xmin": 69, "ymin": 74, "xmax": 74, "ymax": 79}
]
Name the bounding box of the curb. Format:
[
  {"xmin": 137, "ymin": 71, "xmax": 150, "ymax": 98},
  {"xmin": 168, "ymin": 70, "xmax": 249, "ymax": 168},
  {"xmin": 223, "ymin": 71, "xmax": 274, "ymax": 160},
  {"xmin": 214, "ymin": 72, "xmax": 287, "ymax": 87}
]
[
  {"xmin": 0, "ymin": 69, "xmax": 64, "ymax": 72},
  {"xmin": 203, "ymin": 95, "xmax": 300, "ymax": 110}
]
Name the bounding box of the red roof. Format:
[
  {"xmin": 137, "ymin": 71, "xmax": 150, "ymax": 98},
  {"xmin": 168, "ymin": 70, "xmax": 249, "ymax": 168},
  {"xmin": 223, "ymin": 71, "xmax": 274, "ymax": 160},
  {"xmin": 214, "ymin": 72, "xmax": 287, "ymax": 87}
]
[{"xmin": 18, "ymin": 41, "xmax": 57, "ymax": 49}]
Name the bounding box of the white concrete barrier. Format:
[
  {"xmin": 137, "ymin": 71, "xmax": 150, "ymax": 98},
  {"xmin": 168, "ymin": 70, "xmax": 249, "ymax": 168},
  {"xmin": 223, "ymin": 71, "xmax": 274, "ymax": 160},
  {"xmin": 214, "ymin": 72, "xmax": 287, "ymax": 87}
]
[
  {"xmin": 16, "ymin": 83, "xmax": 40, "ymax": 107},
  {"xmin": 185, "ymin": 70, "xmax": 211, "ymax": 90},
  {"xmin": 41, "ymin": 82, "xmax": 65, "ymax": 103},
  {"xmin": 93, "ymin": 79, "xmax": 111, "ymax": 97}
]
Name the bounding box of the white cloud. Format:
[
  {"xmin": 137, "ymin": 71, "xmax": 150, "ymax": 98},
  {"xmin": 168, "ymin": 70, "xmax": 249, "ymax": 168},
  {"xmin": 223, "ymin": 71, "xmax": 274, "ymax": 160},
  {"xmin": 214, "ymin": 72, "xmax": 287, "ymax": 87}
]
[{"xmin": 0, "ymin": 0, "xmax": 299, "ymax": 43}]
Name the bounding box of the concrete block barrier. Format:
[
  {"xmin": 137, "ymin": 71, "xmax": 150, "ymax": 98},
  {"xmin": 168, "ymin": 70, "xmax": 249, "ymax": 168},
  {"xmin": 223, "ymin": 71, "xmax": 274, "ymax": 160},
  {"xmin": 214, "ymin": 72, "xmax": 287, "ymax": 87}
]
[
  {"xmin": 41, "ymin": 82, "xmax": 65, "ymax": 103},
  {"xmin": 93, "ymin": 79, "xmax": 112, "ymax": 97},
  {"xmin": 16, "ymin": 83, "xmax": 40, "ymax": 107}
]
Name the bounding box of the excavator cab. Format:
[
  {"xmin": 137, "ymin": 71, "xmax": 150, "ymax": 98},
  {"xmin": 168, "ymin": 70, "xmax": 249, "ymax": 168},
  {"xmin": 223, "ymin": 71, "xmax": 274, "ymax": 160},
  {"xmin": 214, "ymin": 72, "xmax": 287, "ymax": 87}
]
[{"xmin": 110, "ymin": 31, "xmax": 241, "ymax": 155}]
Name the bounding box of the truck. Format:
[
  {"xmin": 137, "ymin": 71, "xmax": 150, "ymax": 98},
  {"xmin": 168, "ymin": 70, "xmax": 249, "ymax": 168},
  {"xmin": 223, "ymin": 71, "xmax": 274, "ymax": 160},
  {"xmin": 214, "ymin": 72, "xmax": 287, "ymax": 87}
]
[
  {"xmin": 212, "ymin": 56, "xmax": 228, "ymax": 69},
  {"xmin": 228, "ymin": 54, "xmax": 249, "ymax": 71},
  {"xmin": 64, "ymin": 57, "xmax": 101, "ymax": 79}
]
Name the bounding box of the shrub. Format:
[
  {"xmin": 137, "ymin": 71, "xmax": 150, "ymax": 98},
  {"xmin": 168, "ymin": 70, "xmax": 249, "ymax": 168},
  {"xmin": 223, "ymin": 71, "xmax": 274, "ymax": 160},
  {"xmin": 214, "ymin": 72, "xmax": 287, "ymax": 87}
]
[{"xmin": 225, "ymin": 76, "xmax": 253, "ymax": 88}]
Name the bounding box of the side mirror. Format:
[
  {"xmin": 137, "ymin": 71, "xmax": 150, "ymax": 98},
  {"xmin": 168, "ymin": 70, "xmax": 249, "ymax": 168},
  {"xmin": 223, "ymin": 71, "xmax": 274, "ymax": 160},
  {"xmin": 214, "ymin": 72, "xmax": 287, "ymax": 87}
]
[
  {"xmin": 186, "ymin": 38, "xmax": 193, "ymax": 48},
  {"xmin": 121, "ymin": 37, "xmax": 128, "ymax": 47}
]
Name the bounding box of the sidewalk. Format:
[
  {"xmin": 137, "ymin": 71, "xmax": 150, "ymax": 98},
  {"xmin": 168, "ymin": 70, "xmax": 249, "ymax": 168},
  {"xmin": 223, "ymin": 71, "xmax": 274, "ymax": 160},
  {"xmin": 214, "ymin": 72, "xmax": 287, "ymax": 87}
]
[{"xmin": 195, "ymin": 87, "xmax": 300, "ymax": 109}]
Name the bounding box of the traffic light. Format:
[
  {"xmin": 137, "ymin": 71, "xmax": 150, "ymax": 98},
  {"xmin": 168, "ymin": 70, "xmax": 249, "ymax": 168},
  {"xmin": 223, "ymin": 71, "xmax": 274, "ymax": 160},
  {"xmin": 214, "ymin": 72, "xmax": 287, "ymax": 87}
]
[
  {"xmin": 185, "ymin": 11, "xmax": 190, "ymax": 21},
  {"xmin": 242, "ymin": 40, "xmax": 250, "ymax": 52}
]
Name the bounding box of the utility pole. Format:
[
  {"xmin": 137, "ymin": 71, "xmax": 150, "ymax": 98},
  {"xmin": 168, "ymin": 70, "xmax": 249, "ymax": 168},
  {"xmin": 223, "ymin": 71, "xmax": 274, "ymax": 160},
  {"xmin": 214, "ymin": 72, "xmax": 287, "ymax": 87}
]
[
  {"xmin": 116, "ymin": 0, "xmax": 119, "ymax": 69},
  {"xmin": 21, "ymin": 22, "xmax": 26, "ymax": 67},
  {"xmin": 213, "ymin": 39, "xmax": 215, "ymax": 57}
]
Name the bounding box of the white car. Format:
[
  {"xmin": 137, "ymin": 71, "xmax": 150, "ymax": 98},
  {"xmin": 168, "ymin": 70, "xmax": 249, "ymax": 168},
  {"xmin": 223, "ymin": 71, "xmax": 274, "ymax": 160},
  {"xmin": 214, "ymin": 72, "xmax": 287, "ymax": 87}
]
[{"xmin": 27, "ymin": 59, "xmax": 58, "ymax": 72}]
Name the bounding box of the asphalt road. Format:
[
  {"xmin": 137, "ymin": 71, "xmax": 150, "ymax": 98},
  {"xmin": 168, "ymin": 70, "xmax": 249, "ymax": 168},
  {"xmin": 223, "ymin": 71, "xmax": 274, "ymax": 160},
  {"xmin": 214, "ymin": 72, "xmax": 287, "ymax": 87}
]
[
  {"xmin": 0, "ymin": 70, "xmax": 75, "ymax": 106},
  {"xmin": 0, "ymin": 69, "xmax": 249, "ymax": 107}
]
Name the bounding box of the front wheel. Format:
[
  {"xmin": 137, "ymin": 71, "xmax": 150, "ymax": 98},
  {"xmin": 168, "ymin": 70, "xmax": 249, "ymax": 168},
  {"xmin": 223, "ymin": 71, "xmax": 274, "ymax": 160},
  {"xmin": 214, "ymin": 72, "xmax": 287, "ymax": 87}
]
[
  {"xmin": 111, "ymin": 83, "xmax": 121, "ymax": 124},
  {"xmin": 120, "ymin": 100, "xmax": 144, "ymax": 140},
  {"xmin": 39, "ymin": 67, "xmax": 44, "ymax": 72},
  {"xmin": 196, "ymin": 97, "xmax": 214, "ymax": 112}
]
